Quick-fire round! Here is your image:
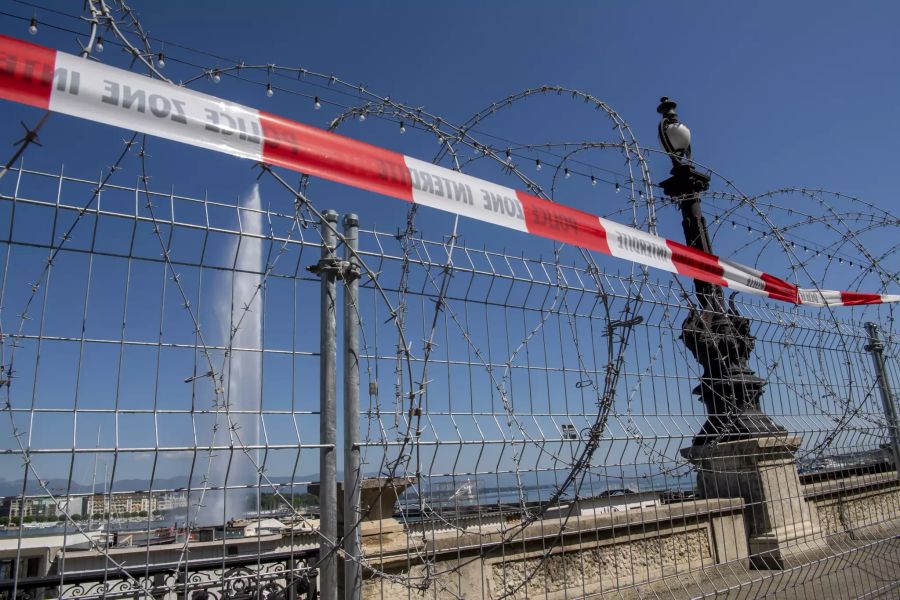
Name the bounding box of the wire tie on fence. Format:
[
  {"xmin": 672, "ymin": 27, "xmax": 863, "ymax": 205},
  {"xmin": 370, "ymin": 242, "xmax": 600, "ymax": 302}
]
[
  {"xmin": 361, "ymin": 270, "xmax": 381, "ymax": 286},
  {"xmin": 608, "ymin": 316, "xmax": 644, "ymax": 329},
  {"xmin": 184, "ymin": 370, "xmax": 215, "ymax": 384},
  {"xmin": 13, "ymin": 120, "xmax": 43, "ymax": 148}
]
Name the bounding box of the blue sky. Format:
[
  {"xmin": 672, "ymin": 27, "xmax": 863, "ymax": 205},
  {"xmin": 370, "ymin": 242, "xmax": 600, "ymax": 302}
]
[
  {"xmin": 2, "ymin": 1, "xmax": 898, "ymax": 242},
  {"xmin": 0, "ymin": 1, "xmax": 898, "ymax": 495},
  {"xmin": 1, "ymin": 1, "xmax": 897, "ymax": 287},
  {"xmin": 2, "ymin": 1, "xmax": 899, "ymax": 213}
]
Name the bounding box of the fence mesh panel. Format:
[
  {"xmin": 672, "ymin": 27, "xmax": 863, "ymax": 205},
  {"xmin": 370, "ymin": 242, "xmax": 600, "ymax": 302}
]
[{"xmin": 0, "ymin": 165, "xmax": 898, "ymax": 599}]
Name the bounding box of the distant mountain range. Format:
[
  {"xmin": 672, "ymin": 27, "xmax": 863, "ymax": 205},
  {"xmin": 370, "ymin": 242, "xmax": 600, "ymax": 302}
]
[
  {"xmin": 0, "ymin": 473, "xmax": 329, "ymax": 497},
  {"xmin": 0, "ymin": 468, "xmax": 683, "ymax": 498}
]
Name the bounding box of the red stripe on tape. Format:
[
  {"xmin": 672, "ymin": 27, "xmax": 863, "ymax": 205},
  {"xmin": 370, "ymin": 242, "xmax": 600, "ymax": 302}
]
[
  {"xmin": 0, "ymin": 34, "xmax": 55, "ymax": 109},
  {"xmin": 839, "ymin": 291, "xmax": 883, "ymax": 306},
  {"xmin": 761, "ymin": 273, "xmax": 799, "ymax": 304},
  {"xmin": 666, "ymin": 240, "xmax": 727, "ymax": 286},
  {"xmin": 0, "ymin": 35, "xmax": 894, "ymax": 309},
  {"xmin": 258, "ymin": 111, "xmax": 413, "ymax": 202},
  {"xmin": 517, "ymin": 191, "xmax": 611, "ymax": 254}
]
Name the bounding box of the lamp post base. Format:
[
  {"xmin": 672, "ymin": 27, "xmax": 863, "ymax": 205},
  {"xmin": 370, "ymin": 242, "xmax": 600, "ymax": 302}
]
[
  {"xmin": 681, "ymin": 435, "xmax": 830, "ymax": 569},
  {"xmin": 692, "ymin": 406, "xmax": 787, "ymax": 446},
  {"xmin": 681, "ymin": 305, "xmax": 787, "ymax": 446}
]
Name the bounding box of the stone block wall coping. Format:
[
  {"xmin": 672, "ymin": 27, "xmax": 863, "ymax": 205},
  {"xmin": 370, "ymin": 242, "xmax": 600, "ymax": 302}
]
[
  {"xmin": 802, "ymin": 470, "xmax": 899, "ymax": 499},
  {"xmin": 365, "ymin": 497, "xmax": 745, "ymax": 566},
  {"xmin": 681, "ymin": 435, "xmax": 804, "ymax": 461}
]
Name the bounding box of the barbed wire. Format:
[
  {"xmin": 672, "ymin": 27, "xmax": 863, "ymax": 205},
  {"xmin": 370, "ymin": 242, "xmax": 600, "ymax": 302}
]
[{"xmin": 0, "ymin": 2, "xmax": 898, "ymax": 598}]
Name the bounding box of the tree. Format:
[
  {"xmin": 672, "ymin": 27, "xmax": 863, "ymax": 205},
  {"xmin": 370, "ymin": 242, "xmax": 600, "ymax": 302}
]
[
  {"xmin": 152, "ymin": 509, "xmax": 162, "ymax": 516},
  {"xmin": 92, "ymin": 513, "xmax": 103, "ymax": 520},
  {"xmin": 138, "ymin": 510, "xmax": 148, "ymax": 518},
  {"xmin": 0, "ymin": 516, "xmax": 8, "ymax": 526},
  {"xmin": 33, "ymin": 515, "xmax": 46, "ymax": 523},
  {"xmin": 70, "ymin": 514, "xmax": 83, "ymax": 521},
  {"xmin": 294, "ymin": 493, "xmax": 318, "ymax": 507},
  {"xmin": 23, "ymin": 515, "xmax": 34, "ymax": 523}
]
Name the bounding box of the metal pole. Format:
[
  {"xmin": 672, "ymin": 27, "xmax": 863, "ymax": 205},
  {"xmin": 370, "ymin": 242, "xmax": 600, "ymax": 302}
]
[
  {"xmin": 342, "ymin": 213, "xmax": 361, "ymax": 600},
  {"xmin": 317, "ymin": 209, "xmax": 339, "ymax": 600},
  {"xmin": 656, "ymin": 97, "xmax": 783, "ymax": 445},
  {"xmin": 865, "ymin": 322, "xmax": 900, "ymax": 479}
]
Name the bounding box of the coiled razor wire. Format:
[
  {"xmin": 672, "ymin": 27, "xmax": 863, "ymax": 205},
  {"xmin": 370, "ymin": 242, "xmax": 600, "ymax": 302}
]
[{"xmin": 0, "ymin": 1, "xmax": 898, "ymax": 598}]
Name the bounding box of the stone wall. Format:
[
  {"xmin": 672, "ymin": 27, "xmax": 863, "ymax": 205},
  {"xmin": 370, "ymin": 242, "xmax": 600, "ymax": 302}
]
[
  {"xmin": 358, "ymin": 470, "xmax": 900, "ymax": 598},
  {"xmin": 12, "ymin": 470, "xmax": 897, "ymax": 599},
  {"xmin": 487, "ymin": 525, "xmax": 711, "ymax": 599},
  {"xmin": 360, "ymin": 498, "xmax": 746, "ymax": 600},
  {"xmin": 803, "ymin": 471, "xmax": 900, "ymax": 538},
  {"xmin": 9, "ymin": 471, "xmax": 896, "ymax": 599}
]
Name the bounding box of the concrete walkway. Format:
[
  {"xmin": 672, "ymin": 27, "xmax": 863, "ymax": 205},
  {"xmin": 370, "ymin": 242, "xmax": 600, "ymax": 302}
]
[{"xmin": 595, "ymin": 535, "xmax": 900, "ymax": 599}]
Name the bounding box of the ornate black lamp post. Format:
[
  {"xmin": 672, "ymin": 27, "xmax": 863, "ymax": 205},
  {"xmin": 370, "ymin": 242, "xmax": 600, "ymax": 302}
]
[{"xmin": 656, "ymin": 97, "xmax": 786, "ymax": 446}]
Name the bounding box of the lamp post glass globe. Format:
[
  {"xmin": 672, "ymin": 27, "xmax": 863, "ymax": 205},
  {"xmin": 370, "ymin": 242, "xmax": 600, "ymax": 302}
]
[{"xmin": 663, "ymin": 122, "xmax": 691, "ymax": 154}]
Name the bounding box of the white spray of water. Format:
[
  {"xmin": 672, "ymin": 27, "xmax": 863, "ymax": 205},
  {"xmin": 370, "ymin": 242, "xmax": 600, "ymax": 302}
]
[{"xmin": 198, "ymin": 184, "xmax": 263, "ymax": 525}]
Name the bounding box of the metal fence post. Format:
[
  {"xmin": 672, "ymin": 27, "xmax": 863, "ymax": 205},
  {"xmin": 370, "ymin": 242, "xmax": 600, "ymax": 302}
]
[
  {"xmin": 315, "ymin": 209, "xmax": 339, "ymax": 600},
  {"xmin": 865, "ymin": 322, "xmax": 900, "ymax": 479},
  {"xmin": 342, "ymin": 213, "xmax": 362, "ymax": 600}
]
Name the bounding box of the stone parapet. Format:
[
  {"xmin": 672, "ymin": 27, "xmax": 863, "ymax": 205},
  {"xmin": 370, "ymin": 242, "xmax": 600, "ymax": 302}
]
[
  {"xmin": 353, "ymin": 466, "xmax": 900, "ymax": 597},
  {"xmin": 803, "ymin": 470, "xmax": 900, "ymax": 538},
  {"xmin": 361, "ymin": 497, "xmax": 747, "ymax": 599}
]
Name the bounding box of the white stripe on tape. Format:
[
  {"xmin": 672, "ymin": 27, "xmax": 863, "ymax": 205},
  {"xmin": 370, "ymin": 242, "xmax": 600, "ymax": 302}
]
[
  {"xmin": 2, "ymin": 37, "xmax": 890, "ymax": 309},
  {"xmin": 404, "ymin": 157, "xmax": 528, "ymax": 233},
  {"xmin": 51, "ymin": 53, "xmax": 264, "ymax": 161},
  {"xmin": 797, "ymin": 289, "xmax": 832, "ymax": 306},
  {"xmin": 600, "ymin": 217, "xmax": 676, "ymax": 274},
  {"xmin": 719, "ymin": 258, "xmax": 767, "ymax": 296}
]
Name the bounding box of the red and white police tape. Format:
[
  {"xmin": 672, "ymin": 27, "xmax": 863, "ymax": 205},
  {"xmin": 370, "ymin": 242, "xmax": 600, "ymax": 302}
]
[{"xmin": 0, "ymin": 34, "xmax": 896, "ymax": 307}]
